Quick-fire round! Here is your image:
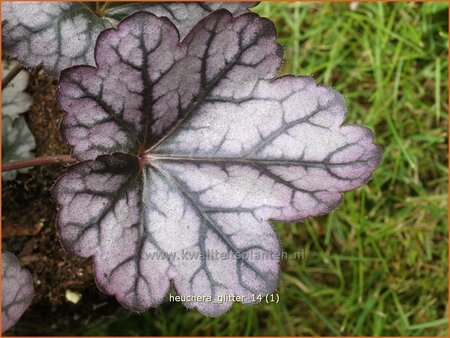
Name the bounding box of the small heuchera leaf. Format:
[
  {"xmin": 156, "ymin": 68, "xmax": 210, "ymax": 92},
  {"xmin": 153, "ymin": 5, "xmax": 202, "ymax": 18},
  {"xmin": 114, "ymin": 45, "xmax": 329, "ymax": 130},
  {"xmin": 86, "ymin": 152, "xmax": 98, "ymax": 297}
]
[
  {"xmin": 2, "ymin": 2, "xmax": 110, "ymax": 77},
  {"xmin": 2, "ymin": 251, "xmax": 34, "ymax": 333},
  {"xmin": 2, "ymin": 60, "xmax": 33, "ymax": 119},
  {"xmin": 2, "ymin": 116, "xmax": 36, "ymax": 181},
  {"xmin": 104, "ymin": 2, "xmax": 256, "ymax": 38},
  {"xmin": 1, "ymin": 1, "xmax": 254, "ymax": 77},
  {"xmin": 54, "ymin": 11, "xmax": 382, "ymax": 316}
]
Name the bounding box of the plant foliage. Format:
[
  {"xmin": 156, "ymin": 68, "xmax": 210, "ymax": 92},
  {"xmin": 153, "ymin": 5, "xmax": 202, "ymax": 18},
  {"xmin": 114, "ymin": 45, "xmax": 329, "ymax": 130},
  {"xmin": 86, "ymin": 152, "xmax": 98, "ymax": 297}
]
[{"xmin": 54, "ymin": 11, "xmax": 382, "ymax": 316}]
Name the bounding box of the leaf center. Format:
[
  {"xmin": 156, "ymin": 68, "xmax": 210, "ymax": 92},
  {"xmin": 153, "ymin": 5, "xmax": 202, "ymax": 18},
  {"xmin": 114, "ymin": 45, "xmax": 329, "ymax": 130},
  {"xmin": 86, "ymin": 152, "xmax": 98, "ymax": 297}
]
[
  {"xmin": 138, "ymin": 147, "xmax": 151, "ymax": 170},
  {"xmin": 93, "ymin": 1, "xmax": 108, "ymax": 18}
]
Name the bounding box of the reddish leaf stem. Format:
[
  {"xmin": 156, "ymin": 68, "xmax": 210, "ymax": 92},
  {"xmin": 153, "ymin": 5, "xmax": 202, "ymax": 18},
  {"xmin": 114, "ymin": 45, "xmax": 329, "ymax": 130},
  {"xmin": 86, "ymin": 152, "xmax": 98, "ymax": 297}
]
[{"xmin": 2, "ymin": 155, "xmax": 77, "ymax": 172}]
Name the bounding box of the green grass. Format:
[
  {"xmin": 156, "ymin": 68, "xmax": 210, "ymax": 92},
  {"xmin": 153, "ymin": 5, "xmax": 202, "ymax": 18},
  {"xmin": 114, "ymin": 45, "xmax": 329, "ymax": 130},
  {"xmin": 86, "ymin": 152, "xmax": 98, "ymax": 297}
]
[{"xmin": 84, "ymin": 2, "xmax": 448, "ymax": 336}]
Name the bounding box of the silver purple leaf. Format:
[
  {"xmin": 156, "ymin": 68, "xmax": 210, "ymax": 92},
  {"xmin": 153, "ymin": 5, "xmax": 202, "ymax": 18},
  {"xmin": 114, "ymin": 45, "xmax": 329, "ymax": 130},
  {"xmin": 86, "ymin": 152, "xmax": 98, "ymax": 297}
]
[
  {"xmin": 2, "ymin": 251, "xmax": 34, "ymax": 333},
  {"xmin": 105, "ymin": 2, "xmax": 256, "ymax": 38},
  {"xmin": 2, "ymin": 1, "xmax": 254, "ymax": 77},
  {"xmin": 2, "ymin": 2, "xmax": 110, "ymax": 77},
  {"xmin": 54, "ymin": 11, "xmax": 382, "ymax": 316}
]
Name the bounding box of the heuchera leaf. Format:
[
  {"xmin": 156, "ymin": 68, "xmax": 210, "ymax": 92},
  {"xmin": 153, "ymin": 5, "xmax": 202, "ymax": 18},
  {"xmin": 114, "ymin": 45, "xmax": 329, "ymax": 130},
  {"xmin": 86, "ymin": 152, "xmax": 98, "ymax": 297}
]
[
  {"xmin": 2, "ymin": 116, "xmax": 36, "ymax": 181},
  {"xmin": 2, "ymin": 251, "xmax": 34, "ymax": 333},
  {"xmin": 1, "ymin": 1, "xmax": 254, "ymax": 77},
  {"xmin": 104, "ymin": 2, "xmax": 256, "ymax": 38},
  {"xmin": 2, "ymin": 60, "xmax": 33, "ymax": 119},
  {"xmin": 54, "ymin": 11, "xmax": 382, "ymax": 316},
  {"xmin": 2, "ymin": 2, "xmax": 110, "ymax": 77}
]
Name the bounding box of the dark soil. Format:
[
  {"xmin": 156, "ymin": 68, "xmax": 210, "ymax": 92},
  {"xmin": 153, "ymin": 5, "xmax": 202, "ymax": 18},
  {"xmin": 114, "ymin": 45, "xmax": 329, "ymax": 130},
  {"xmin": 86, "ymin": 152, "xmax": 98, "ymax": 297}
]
[{"xmin": 2, "ymin": 69, "xmax": 126, "ymax": 335}]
